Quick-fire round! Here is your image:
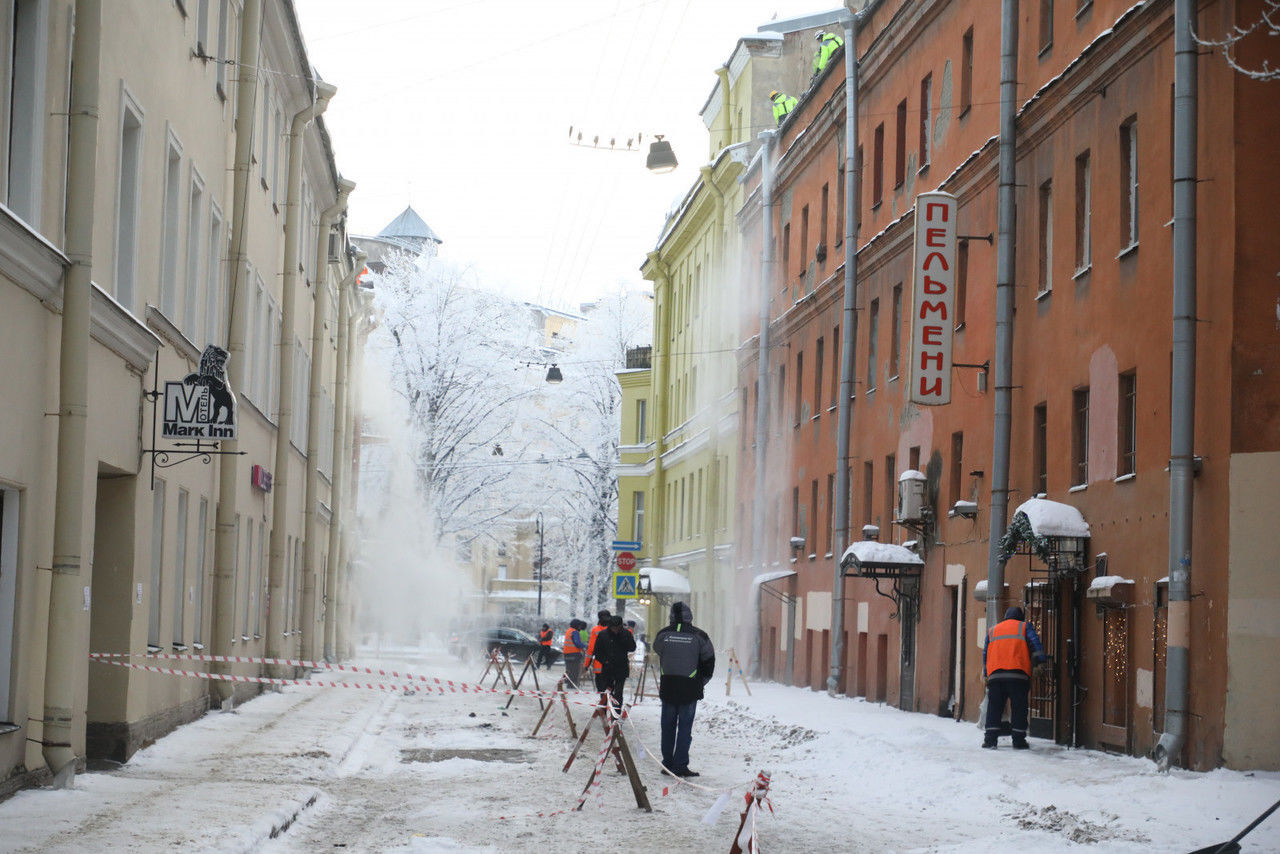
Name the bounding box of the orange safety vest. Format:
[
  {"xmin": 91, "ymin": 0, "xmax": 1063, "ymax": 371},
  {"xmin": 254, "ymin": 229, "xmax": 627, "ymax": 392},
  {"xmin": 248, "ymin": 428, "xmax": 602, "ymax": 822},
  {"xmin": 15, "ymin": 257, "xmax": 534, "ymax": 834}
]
[
  {"xmin": 539, "ymin": 628, "xmax": 553, "ymax": 646},
  {"xmin": 986, "ymin": 619, "xmax": 1033, "ymax": 676},
  {"xmin": 563, "ymin": 628, "xmax": 583, "ymax": 655},
  {"xmin": 586, "ymin": 624, "xmax": 606, "ymax": 672}
]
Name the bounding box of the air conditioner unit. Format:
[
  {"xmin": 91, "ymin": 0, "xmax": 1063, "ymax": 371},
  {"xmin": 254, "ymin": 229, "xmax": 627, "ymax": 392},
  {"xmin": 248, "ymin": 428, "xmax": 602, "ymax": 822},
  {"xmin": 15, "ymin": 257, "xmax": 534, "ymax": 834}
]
[
  {"xmin": 897, "ymin": 470, "xmax": 927, "ymax": 522},
  {"xmin": 327, "ymin": 231, "xmax": 342, "ymax": 264}
]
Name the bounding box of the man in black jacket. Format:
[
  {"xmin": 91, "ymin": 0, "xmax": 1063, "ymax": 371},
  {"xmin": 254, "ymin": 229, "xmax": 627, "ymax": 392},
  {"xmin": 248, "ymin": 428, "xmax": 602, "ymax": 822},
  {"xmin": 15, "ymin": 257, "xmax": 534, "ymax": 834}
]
[
  {"xmin": 591, "ymin": 615, "xmax": 636, "ymax": 711},
  {"xmin": 651, "ymin": 602, "xmax": 715, "ymax": 777}
]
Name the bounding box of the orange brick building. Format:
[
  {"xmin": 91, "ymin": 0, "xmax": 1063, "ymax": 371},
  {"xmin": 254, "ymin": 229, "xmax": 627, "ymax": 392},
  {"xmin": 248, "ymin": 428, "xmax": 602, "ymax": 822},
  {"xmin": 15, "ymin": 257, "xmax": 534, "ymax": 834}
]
[{"xmin": 736, "ymin": 0, "xmax": 1280, "ymax": 770}]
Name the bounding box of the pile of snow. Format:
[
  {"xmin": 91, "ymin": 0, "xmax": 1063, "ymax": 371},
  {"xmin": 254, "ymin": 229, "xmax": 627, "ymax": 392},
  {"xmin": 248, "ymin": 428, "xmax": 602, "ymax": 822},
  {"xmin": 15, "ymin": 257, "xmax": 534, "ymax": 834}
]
[{"xmin": 1012, "ymin": 497, "xmax": 1091, "ymax": 538}]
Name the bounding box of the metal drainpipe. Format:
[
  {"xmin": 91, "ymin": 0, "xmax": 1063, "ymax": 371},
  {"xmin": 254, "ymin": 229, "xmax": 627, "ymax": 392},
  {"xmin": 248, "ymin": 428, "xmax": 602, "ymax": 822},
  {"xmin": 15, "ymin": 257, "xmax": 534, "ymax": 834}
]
[
  {"xmin": 300, "ymin": 178, "xmax": 354, "ymax": 662},
  {"xmin": 829, "ymin": 4, "xmax": 874, "ymax": 695},
  {"xmin": 212, "ymin": 0, "xmax": 263, "ymax": 702},
  {"xmin": 267, "ymin": 82, "xmax": 335, "ymax": 672},
  {"xmin": 985, "ymin": 0, "xmax": 1018, "ymax": 631},
  {"xmin": 645, "ymin": 250, "xmax": 670, "ymax": 603},
  {"xmin": 1155, "ymin": 0, "xmax": 1197, "ymax": 772},
  {"xmin": 323, "ymin": 250, "xmax": 364, "ymax": 660},
  {"xmin": 700, "ymin": 164, "xmax": 726, "ymax": 632},
  {"xmin": 42, "ymin": 0, "xmax": 101, "ymax": 788},
  {"xmin": 751, "ymin": 129, "xmax": 776, "ymax": 679}
]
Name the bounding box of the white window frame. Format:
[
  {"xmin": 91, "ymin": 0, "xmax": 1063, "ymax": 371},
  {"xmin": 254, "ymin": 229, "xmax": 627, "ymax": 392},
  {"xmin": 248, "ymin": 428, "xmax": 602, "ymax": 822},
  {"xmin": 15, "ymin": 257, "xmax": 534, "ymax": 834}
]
[
  {"xmin": 184, "ymin": 167, "xmax": 205, "ymax": 335},
  {"xmin": 204, "ymin": 201, "xmax": 224, "ymax": 346},
  {"xmin": 173, "ymin": 489, "xmax": 188, "ymax": 646},
  {"xmin": 159, "ymin": 127, "xmax": 184, "ymax": 319},
  {"xmin": 114, "ymin": 85, "xmax": 146, "ymax": 312}
]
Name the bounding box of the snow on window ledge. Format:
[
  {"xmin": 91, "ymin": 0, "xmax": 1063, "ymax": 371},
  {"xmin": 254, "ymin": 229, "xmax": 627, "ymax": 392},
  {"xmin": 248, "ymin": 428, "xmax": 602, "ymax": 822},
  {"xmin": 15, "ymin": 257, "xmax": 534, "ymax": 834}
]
[
  {"xmin": 1116, "ymin": 242, "xmax": 1139, "ymax": 260},
  {"xmin": 1068, "ymin": 483, "xmax": 1088, "ymax": 493},
  {"xmin": 1114, "ymin": 472, "xmax": 1136, "ymax": 484}
]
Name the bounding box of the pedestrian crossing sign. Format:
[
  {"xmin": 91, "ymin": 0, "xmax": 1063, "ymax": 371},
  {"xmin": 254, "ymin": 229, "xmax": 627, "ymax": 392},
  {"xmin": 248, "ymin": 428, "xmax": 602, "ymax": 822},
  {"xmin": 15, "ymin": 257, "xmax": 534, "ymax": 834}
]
[{"xmin": 612, "ymin": 572, "xmax": 639, "ymax": 599}]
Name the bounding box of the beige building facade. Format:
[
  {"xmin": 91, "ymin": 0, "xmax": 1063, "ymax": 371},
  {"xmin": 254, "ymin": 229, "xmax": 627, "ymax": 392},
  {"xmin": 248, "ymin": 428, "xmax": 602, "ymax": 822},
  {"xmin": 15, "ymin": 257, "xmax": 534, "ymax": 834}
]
[{"xmin": 0, "ymin": 0, "xmax": 364, "ymax": 797}]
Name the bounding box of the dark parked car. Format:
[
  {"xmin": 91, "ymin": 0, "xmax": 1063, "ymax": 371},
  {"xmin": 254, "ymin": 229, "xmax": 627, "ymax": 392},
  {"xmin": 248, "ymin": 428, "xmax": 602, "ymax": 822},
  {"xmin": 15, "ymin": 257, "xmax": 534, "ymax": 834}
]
[{"xmin": 455, "ymin": 626, "xmax": 561, "ymax": 664}]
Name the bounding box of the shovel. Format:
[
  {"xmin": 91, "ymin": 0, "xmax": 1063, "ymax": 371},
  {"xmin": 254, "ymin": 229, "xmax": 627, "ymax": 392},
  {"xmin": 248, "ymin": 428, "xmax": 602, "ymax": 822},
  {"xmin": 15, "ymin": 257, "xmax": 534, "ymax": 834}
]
[{"xmin": 1187, "ymin": 796, "xmax": 1280, "ymax": 854}]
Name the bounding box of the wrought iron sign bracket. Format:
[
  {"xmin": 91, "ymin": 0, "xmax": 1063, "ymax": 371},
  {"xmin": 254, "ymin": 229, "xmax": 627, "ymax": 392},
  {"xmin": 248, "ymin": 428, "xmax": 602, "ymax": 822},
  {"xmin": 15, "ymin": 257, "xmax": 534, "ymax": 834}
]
[{"xmin": 141, "ymin": 352, "xmax": 245, "ymax": 490}]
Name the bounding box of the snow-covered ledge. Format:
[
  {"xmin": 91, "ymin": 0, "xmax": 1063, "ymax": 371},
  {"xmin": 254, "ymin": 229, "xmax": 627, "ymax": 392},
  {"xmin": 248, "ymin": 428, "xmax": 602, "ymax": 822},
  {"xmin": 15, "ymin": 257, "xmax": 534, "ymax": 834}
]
[
  {"xmin": 1086, "ymin": 575, "xmax": 1135, "ymax": 606},
  {"xmin": 972, "ymin": 578, "xmax": 1009, "ymax": 602}
]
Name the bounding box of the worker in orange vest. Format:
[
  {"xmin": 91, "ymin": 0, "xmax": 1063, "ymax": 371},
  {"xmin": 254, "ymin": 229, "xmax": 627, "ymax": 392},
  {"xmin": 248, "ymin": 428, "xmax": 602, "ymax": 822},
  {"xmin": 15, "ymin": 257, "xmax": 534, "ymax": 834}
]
[
  {"xmin": 537, "ymin": 623, "xmax": 554, "ymax": 669},
  {"xmin": 582, "ymin": 609, "xmax": 611, "ymax": 683},
  {"xmin": 562, "ymin": 620, "xmax": 586, "ymax": 687},
  {"xmin": 982, "ymin": 605, "xmax": 1048, "ymax": 750}
]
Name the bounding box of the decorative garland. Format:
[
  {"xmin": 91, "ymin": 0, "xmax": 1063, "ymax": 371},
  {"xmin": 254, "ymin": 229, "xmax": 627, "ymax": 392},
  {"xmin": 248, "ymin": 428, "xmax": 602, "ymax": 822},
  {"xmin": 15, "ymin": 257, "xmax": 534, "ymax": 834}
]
[{"xmin": 999, "ymin": 511, "xmax": 1055, "ymax": 562}]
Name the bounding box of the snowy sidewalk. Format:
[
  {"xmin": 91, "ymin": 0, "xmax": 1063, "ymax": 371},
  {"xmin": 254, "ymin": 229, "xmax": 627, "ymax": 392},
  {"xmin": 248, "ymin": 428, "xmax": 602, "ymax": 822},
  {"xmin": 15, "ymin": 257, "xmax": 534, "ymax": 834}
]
[{"xmin": 1, "ymin": 647, "xmax": 1278, "ymax": 852}]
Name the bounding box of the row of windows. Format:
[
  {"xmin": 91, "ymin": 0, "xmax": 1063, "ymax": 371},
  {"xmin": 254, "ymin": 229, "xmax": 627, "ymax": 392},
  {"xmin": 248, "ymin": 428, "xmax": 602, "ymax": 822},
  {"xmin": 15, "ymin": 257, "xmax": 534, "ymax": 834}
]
[
  {"xmin": 768, "ymin": 366, "xmax": 1138, "ymax": 560},
  {"xmin": 660, "ymin": 456, "xmax": 731, "ymax": 546},
  {"xmin": 146, "ymin": 480, "xmax": 324, "ymax": 649}
]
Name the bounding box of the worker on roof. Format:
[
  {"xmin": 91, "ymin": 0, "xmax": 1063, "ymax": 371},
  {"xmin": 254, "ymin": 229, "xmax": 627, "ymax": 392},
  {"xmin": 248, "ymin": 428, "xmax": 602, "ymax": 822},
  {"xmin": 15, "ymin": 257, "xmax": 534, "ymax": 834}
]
[
  {"xmin": 813, "ymin": 30, "xmax": 845, "ymax": 78},
  {"xmin": 769, "ymin": 90, "xmax": 798, "ymax": 126}
]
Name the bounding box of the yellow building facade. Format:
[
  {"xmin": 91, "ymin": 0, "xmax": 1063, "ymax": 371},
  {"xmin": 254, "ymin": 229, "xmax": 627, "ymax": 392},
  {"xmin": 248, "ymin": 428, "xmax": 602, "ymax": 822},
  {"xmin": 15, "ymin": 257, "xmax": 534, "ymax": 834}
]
[{"xmin": 633, "ymin": 35, "xmax": 783, "ymax": 646}]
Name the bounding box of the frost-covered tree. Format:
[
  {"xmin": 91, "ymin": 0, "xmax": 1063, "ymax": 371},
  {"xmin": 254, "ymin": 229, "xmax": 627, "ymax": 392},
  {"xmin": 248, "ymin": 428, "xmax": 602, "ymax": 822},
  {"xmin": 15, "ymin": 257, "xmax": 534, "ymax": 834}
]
[
  {"xmin": 369, "ymin": 253, "xmax": 539, "ymax": 543},
  {"xmin": 536, "ymin": 288, "xmax": 653, "ymax": 614},
  {"xmin": 1196, "ymin": 0, "xmax": 1280, "ymax": 80}
]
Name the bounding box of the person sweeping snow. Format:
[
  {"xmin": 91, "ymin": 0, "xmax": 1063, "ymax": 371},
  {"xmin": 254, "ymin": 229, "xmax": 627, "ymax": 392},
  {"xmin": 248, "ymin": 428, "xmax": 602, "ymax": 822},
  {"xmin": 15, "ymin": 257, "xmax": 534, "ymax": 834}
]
[{"xmin": 982, "ymin": 605, "xmax": 1048, "ymax": 750}]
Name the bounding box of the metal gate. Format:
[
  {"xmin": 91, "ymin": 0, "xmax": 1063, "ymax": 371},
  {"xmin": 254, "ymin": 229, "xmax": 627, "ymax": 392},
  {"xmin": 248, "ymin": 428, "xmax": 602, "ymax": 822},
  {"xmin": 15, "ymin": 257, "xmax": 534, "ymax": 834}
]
[{"xmin": 1024, "ymin": 571, "xmax": 1058, "ymax": 740}]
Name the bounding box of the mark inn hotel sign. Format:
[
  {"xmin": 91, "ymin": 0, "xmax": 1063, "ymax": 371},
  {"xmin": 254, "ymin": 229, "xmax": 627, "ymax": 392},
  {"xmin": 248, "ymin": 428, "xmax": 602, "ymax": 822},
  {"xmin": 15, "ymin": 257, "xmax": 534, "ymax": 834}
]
[
  {"xmin": 909, "ymin": 191, "xmax": 958, "ymax": 406},
  {"xmin": 162, "ymin": 344, "xmax": 238, "ymax": 440}
]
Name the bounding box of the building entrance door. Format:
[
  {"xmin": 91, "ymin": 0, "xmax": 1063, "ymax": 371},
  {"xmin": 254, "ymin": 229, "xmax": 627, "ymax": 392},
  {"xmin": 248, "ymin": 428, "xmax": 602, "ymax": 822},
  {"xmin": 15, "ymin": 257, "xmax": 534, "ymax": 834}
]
[{"xmin": 1025, "ymin": 572, "xmax": 1059, "ymax": 740}]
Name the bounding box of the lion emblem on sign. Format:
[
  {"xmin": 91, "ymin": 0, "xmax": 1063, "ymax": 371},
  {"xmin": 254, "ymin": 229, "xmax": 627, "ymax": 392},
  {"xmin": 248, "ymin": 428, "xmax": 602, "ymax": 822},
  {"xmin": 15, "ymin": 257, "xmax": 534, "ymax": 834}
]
[{"xmin": 184, "ymin": 345, "xmax": 236, "ymax": 425}]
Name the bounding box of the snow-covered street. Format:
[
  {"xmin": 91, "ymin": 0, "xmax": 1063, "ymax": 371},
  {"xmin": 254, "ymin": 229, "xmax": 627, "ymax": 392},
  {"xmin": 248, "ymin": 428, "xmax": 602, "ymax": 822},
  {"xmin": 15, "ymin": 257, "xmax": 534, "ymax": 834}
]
[{"xmin": 2, "ymin": 645, "xmax": 1278, "ymax": 853}]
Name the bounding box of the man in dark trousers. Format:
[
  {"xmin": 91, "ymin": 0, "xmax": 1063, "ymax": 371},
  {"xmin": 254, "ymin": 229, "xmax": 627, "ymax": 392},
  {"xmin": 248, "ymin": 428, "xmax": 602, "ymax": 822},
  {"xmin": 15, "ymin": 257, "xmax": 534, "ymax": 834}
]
[
  {"xmin": 591, "ymin": 615, "xmax": 636, "ymax": 711},
  {"xmin": 536, "ymin": 622, "xmax": 554, "ymax": 669},
  {"xmin": 561, "ymin": 619, "xmax": 586, "ymax": 687},
  {"xmin": 651, "ymin": 601, "xmax": 715, "ymax": 777},
  {"xmin": 983, "ymin": 605, "xmax": 1048, "ymax": 750}
]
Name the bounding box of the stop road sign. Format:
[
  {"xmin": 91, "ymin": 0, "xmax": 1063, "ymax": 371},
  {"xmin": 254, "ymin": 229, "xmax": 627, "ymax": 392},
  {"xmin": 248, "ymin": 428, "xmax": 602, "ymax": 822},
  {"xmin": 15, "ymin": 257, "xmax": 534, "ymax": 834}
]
[{"xmin": 616, "ymin": 551, "xmax": 636, "ymax": 571}]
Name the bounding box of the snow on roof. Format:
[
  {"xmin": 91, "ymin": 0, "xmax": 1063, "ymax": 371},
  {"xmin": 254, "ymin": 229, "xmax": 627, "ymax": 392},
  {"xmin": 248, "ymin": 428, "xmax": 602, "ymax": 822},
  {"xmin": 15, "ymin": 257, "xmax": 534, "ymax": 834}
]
[
  {"xmin": 377, "ymin": 206, "xmax": 441, "ymax": 243},
  {"xmin": 840, "ymin": 540, "xmax": 924, "ymax": 568},
  {"xmin": 753, "ymin": 569, "xmax": 798, "ymax": 587},
  {"xmin": 639, "ymin": 566, "xmax": 691, "ymax": 594},
  {"xmin": 1011, "ymin": 498, "xmax": 1091, "ymax": 538}
]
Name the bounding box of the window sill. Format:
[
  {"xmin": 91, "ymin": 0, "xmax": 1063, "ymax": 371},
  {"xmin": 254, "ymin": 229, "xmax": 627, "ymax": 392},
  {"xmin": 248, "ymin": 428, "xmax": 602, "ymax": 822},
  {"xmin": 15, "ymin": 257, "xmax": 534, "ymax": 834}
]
[
  {"xmin": 954, "ymin": 320, "xmax": 966, "ymax": 332},
  {"xmin": 147, "ymin": 645, "xmax": 163, "ymax": 654},
  {"xmin": 959, "ymin": 106, "xmax": 971, "ymax": 120},
  {"xmin": 1038, "ymin": 43, "xmax": 1053, "ymax": 60},
  {"xmin": 1116, "ymin": 242, "xmax": 1139, "ymax": 260},
  {"xmin": 1068, "ymin": 483, "xmax": 1088, "ymax": 493},
  {"xmin": 1072, "ymin": 264, "xmax": 1092, "ymax": 281},
  {"xmin": 1114, "ymin": 472, "xmax": 1136, "ymax": 484},
  {"xmin": 240, "ymin": 635, "xmax": 250, "ymax": 642},
  {"xmin": 871, "ymin": 201, "xmax": 882, "ymax": 212},
  {"xmin": 172, "ymin": 643, "xmax": 188, "ymax": 652},
  {"xmin": 918, "ymin": 162, "xmax": 930, "ymax": 177},
  {"xmin": 1075, "ymin": 0, "xmax": 1093, "ymax": 20},
  {"xmin": 1035, "ymin": 287, "xmax": 1052, "ymax": 301},
  {"xmin": 888, "ymin": 374, "xmax": 900, "ymax": 384},
  {"xmin": 865, "ymin": 387, "xmax": 877, "ymax": 397},
  {"xmin": 811, "ymin": 413, "xmax": 821, "ymax": 422},
  {"xmin": 193, "ymin": 643, "xmax": 205, "ymax": 650},
  {"xmin": 828, "ymin": 404, "xmax": 837, "ymax": 413}
]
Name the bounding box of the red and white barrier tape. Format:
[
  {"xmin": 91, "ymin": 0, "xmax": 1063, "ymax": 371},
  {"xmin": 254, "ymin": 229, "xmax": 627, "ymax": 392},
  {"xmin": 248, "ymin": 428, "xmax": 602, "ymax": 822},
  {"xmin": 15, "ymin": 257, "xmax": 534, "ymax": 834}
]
[
  {"xmin": 89, "ymin": 651, "xmax": 599, "ymax": 703},
  {"xmin": 733, "ymin": 771, "xmax": 774, "ymax": 854},
  {"xmin": 91, "ymin": 650, "xmax": 604, "ymax": 706}
]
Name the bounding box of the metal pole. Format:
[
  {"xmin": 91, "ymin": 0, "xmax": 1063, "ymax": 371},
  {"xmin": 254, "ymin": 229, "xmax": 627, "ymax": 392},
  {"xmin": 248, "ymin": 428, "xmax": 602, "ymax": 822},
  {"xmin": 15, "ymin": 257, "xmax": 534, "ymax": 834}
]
[
  {"xmin": 751, "ymin": 129, "xmax": 776, "ymax": 678},
  {"xmin": 212, "ymin": 0, "xmax": 263, "ymax": 699},
  {"xmin": 537, "ymin": 511, "xmax": 544, "ymax": 617},
  {"xmin": 829, "ymin": 8, "xmax": 861, "ymax": 696},
  {"xmin": 985, "ymin": 0, "xmax": 1019, "ymax": 630},
  {"xmin": 43, "ymin": 0, "xmax": 101, "ymax": 787},
  {"xmin": 1155, "ymin": 0, "xmax": 1197, "ymax": 772}
]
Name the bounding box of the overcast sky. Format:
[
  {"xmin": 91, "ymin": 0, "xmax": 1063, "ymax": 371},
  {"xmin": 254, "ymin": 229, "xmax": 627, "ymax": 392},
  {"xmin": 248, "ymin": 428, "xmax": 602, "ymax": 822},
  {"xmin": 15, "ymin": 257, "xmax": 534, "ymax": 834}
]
[{"xmin": 294, "ymin": 0, "xmax": 840, "ymax": 309}]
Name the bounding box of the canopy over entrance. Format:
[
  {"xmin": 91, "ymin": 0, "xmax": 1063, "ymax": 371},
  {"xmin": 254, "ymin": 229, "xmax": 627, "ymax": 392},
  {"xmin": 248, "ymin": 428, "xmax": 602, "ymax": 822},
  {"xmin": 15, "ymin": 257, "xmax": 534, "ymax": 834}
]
[
  {"xmin": 839, "ymin": 541, "xmax": 925, "ymax": 578},
  {"xmin": 999, "ymin": 498, "xmax": 1090, "ymax": 571},
  {"xmin": 639, "ymin": 566, "xmax": 691, "ymax": 595}
]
